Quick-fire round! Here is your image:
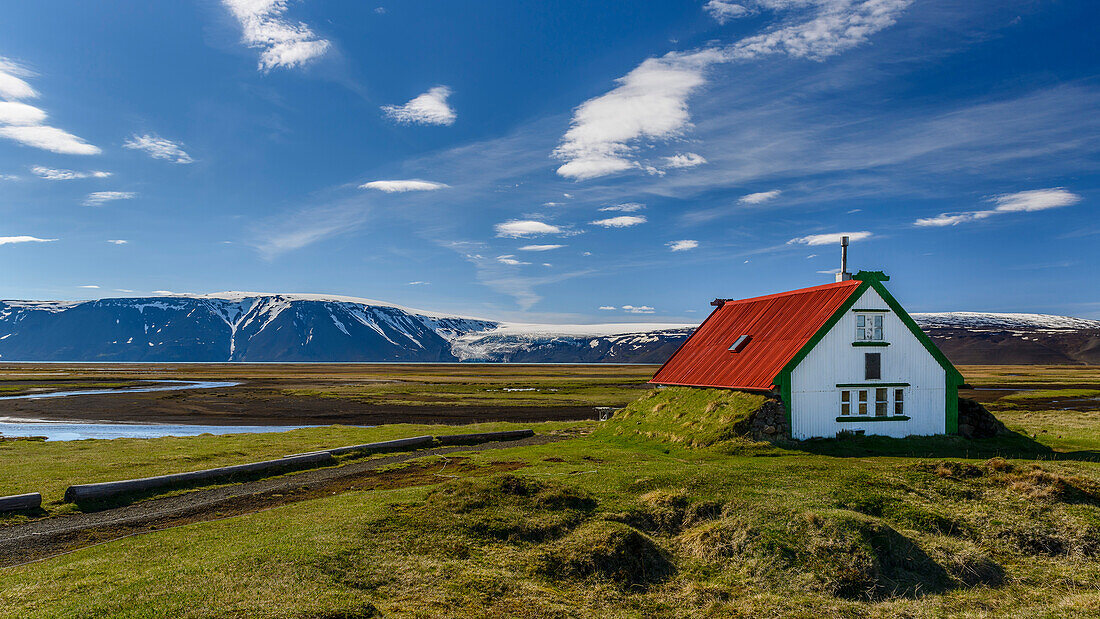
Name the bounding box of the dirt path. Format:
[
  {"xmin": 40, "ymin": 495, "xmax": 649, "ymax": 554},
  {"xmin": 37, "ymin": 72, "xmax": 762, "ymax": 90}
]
[{"xmin": 0, "ymin": 434, "xmax": 560, "ymax": 568}]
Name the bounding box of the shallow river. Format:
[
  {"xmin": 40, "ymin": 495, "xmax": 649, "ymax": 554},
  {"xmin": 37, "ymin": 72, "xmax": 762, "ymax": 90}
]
[{"xmin": 0, "ymin": 380, "xmax": 319, "ymax": 441}]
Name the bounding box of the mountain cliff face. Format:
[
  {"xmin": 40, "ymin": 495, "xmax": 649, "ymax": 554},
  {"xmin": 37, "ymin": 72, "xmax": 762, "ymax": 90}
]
[{"xmin": 1, "ymin": 294, "xmax": 1097, "ymax": 364}]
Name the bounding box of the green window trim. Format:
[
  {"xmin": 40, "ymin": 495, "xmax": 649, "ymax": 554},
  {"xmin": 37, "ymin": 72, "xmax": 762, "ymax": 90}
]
[
  {"xmin": 851, "ymin": 308, "xmax": 889, "ymax": 312},
  {"xmin": 836, "ymin": 415, "xmax": 910, "ymax": 423},
  {"xmin": 852, "ymin": 341, "xmax": 890, "ymax": 347},
  {"xmin": 836, "ymin": 382, "xmax": 910, "ymax": 388}
]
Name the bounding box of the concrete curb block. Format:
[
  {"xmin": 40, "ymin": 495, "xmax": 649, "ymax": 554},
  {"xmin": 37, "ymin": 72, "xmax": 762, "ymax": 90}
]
[
  {"xmin": 434, "ymin": 429, "xmax": 536, "ymax": 446},
  {"xmin": 0, "ymin": 493, "xmax": 41, "ymax": 513},
  {"xmin": 326, "ymin": 435, "xmax": 435, "ymax": 457},
  {"xmin": 63, "ymin": 452, "xmax": 336, "ymax": 503}
]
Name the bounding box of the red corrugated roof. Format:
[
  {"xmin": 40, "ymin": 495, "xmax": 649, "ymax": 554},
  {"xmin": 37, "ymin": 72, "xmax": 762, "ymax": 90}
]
[{"xmin": 651, "ymin": 279, "xmax": 862, "ymax": 390}]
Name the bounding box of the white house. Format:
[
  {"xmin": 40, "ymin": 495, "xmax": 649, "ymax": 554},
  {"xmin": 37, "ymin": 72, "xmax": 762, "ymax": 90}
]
[{"xmin": 650, "ymin": 269, "xmax": 963, "ymax": 440}]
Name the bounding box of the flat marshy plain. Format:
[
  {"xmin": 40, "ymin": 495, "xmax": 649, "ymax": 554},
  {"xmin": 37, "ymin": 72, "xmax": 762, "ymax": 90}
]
[
  {"xmin": 1, "ymin": 364, "xmax": 1099, "ymax": 618},
  {"xmin": 0, "ymin": 363, "xmax": 657, "ymax": 426}
]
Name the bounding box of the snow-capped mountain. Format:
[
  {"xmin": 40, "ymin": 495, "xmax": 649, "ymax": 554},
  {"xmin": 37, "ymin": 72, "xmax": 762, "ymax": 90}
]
[
  {"xmin": 0, "ymin": 293, "xmax": 689, "ymax": 362},
  {"xmin": 0, "ymin": 293, "xmax": 1096, "ymax": 363}
]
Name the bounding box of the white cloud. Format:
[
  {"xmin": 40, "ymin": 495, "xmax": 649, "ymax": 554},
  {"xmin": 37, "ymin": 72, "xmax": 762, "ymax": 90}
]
[
  {"xmin": 915, "ymin": 188, "xmax": 1082, "ymax": 227},
  {"xmin": 788, "ymin": 231, "xmax": 872, "ymax": 246},
  {"xmin": 598, "ymin": 306, "xmax": 616, "ymax": 311},
  {"xmin": 554, "ymin": 51, "xmax": 714, "ymax": 180},
  {"xmin": 519, "ymin": 244, "xmax": 564, "ymax": 251},
  {"xmin": 359, "ymin": 179, "xmax": 448, "ymax": 192},
  {"xmin": 988, "ymin": 188, "xmax": 1081, "ymax": 212},
  {"xmin": 0, "ymin": 58, "xmax": 99, "ymax": 155},
  {"xmin": 497, "ymin": 255, "xmax": 531, "ymax": 266},
  {"xmin": 222, "ymin": 0, "xmax": 331, "ymax": 71},
  {"xmin": 621, "ymin": 305, "xmax": 656, "ymax": 314},
  {"xmin": 374, "ymin": 6, "xmax": 386, "ymax": 14},
  {"xmin": 115, "ymin": 288, "xmax": 135, "ymax": 293},
  {"xmin": 382, "ymin": 86, "xmax": 456, "ymax": 126},
  {"xmin": 83, "ymin": 191, "xmax": 136, "ymax": 207},
  {"xmin": 0, "ymin": 174, "xmax": 20, "ymax": 181},
  {"xmin": 107, "ymin": 239, "xmax": 128, "ymax": 245},
  {"xmin": 406, "ymin": 281, "xmax": 430, "ymax": 285},
  {"xmin": 554, "ymin": 1, "xmax": 911, "ymax": 180},
  {"xmin": 667, "ymin": 239, "xmax": 699, "ymax": 251},
  {"xmin": 0, "ymin": 125, "xmax": 100, "ymax": 155},
  {"xmin": 705, "ymin": 0, "xmax": 750, "ymax": 24},
  {"xmin": 0, "ymin": 236, "xmax": 56, "ymax": 246},
  {"xmin": 0, "ymin": 101, "xmax": 47, "ymax": 125},
  {"xmin": 0, "ymin": 58, "xmax": 37, "ymax": 100},
  {"xmin": 31, "ymin": 166, "xmax": 111, "ymax": 180},
  {"xmin": 123, "ymin": 134, "xmax": 194, "ymax": 164},
  {"xmin": 913, "ymin": 213, "xmax": 984, "ymax": 227},
  {"xmin": 663, "ymin": 152, "xmax": 707, "ymax": 169},
  {"xmin": 542, "ymin": 201, "xmax": 564, "ymax": 207},
  {"xmin": 78, "ymin": 285, "xmax": 100, "ymax": 289},
  {"xmin": 739, "ymin": 189, "xmax": 781, "ymax": 204},
  {"xmin": 495, "ymin": 220, "xmax": 563, "ymax": 238},
  {"xmin": 599, "ymin": 202, "xmax": 645, "ymax": 212},
  {"xmin": 591, "ymin": 215, "xmax": 647, "ymax": 228},
  {"xmin": 0, "ymin": 235, "xmax": 56, "ymax": 245}
]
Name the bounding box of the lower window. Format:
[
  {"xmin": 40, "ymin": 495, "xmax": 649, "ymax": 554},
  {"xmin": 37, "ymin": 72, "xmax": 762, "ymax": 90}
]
[{"xmin": 838, "ymin": 387, "xmax": 906, "ymax": 418}]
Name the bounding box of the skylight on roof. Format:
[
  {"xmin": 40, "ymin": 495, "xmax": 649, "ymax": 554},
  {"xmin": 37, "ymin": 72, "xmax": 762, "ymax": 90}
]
[{"xmin": 728, "ymin": 335, "xmax": 751, "ymax": 353}]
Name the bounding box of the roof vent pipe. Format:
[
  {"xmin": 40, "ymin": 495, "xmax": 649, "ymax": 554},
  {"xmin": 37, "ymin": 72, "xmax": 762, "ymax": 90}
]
[{"xmin": 835, "ymin": 236, "xmax": 853, "ymax": 282}]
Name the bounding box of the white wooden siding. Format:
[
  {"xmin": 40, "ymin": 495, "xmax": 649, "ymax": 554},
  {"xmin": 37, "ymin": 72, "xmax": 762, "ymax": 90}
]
[{"xmin": 789, "ymin": 286, "xmax": 946, "ymax": 439}]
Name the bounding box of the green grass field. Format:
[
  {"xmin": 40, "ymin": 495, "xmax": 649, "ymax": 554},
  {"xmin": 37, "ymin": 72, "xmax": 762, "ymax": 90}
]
[{"xmin": 2, "ymin": 365, "xmax": 1100, "ymax": 618}]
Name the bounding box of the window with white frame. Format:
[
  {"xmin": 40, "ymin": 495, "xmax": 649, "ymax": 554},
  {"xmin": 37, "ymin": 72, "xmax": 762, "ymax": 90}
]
[
  {"xmin": 855, "ymin": 313, "xmax": 884, "ymax": 341},
  {"xmin": 839, "ymin": 387, "xmax": 906, "ymax": 418}
]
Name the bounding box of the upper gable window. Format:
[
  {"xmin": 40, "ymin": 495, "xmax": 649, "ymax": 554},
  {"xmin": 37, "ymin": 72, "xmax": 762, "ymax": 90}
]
[
  {"xmin": 728, "ymin": 335, "xmax": 751, "ymax": 353},
  {"xmin": 855, "ymin": 313, "xmax": 884, "ymax": 341}
]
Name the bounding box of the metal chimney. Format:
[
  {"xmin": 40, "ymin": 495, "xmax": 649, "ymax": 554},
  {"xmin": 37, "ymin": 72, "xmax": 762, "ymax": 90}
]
[{"xmin": 835, "ymin": 236, "xmax": 852, "ymax": 282}]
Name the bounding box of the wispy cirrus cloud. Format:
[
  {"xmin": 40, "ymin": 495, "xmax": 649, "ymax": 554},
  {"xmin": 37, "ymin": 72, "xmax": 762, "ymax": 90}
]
[
  {"xmin": 222, "ymin": 0, "xmax": 331, "ymax": 71},
  {"xmin": 496, "ymin": 255, "xmax": 531, "ymax": 266},
  {"xmin": 554, "ymin": 0, "xmax": 911, "ymax": 180},
  {"xmin": 0, "ymin": 58, "xmax": 100, "ymax": 155},
  {"xmin": 914, "ymin": 188, "xmax": 1082, "ymax": 227},
  {"xmin": 598, "ymin": 202, "xmax": 645, "ymax": 212},
  {"xmin": 83, "ymin": 191, "xmax": 136, "ymax": 207},
  {"xmin": 107, "ymin": 239, "xmax": 128, "ymax": 245},
  {"xmin": 518, "ymin": 244, "xmax": 565, "ymax": 251},
  {"xmin": 495, "ymin": 220, "xmax": 562, "ymax": 238},
  {"xmin": 667, "ymin": 239, "xmax": 699, "ymax": 251},
  {"xmin": 31, "ymin": 166, "xmax": 111, "ymax": 180},
  {"xmin": 662, "ymin": 152, "xmax": 707, "ymax": 169},
  {"xmin": 591, "ymin": 215, "xmax": 646, "ymax": 228},
  {"xmin": 739, "ymin": 189, "xmax": 781, "ymax": 204},
  {"xmin": 705, "ymin": 0, "xmax": 750, "ymax": 24},
  {"xmin": 0, "ymin": 235, "xmax": 57, "ymax": 246},
  {"xmin": 360, "ymin": 179, "xmax": 448, "ymax": 192},
  {"xmin": 788, "ymin": 231, "xmax": 872, "ymax": 246},
  {"xmin": 382, "ymin": 86, "xmax": 456, "ymax": 126},
  {"xmin": 123, "ymin": 134, "xmax": 193, "ymax": 164}
]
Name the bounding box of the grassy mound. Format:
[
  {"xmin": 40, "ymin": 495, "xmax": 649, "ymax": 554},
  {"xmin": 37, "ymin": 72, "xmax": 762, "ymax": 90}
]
[
  {"xmin": 534, "ymin": 521, "xmax": 674, "ymax": 588},
  {"xmin": 424, "ymin": 474, "xmax": 597, "ymax": 543},
  {"xmin": 597, "ymin": 386, "xmax": 771, "ymax": 451},
  {"xmin": 678, "ymin": 509, "xmax": 952, "ymax": 600}
]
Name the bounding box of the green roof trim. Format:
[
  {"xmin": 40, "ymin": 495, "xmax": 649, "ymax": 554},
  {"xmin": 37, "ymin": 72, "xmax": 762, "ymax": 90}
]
[
  {"xmin": 852, "ymin": 341, "xmax": 890, "ymax": 347},
  {"xmin": 854, "ymin": 270, "xmax": 890, "ymax": 282}
]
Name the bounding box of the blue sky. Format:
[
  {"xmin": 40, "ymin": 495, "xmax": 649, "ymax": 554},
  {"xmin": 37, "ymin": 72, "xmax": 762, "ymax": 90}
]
[{"xmin": 0, "ymin": 0, "xmax": 1097, "ymax": 322}]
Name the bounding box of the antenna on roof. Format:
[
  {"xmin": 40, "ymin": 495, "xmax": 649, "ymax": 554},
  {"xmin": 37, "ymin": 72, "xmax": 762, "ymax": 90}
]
[{"xmin": 835, "ymin": 236, "xmax": 853, "ymax": 282}]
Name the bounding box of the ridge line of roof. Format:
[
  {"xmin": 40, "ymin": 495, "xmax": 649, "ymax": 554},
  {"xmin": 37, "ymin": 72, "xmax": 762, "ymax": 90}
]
[{"xmin": 712, "ymin": 279, "xmax": 861, "ymax": 306}]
